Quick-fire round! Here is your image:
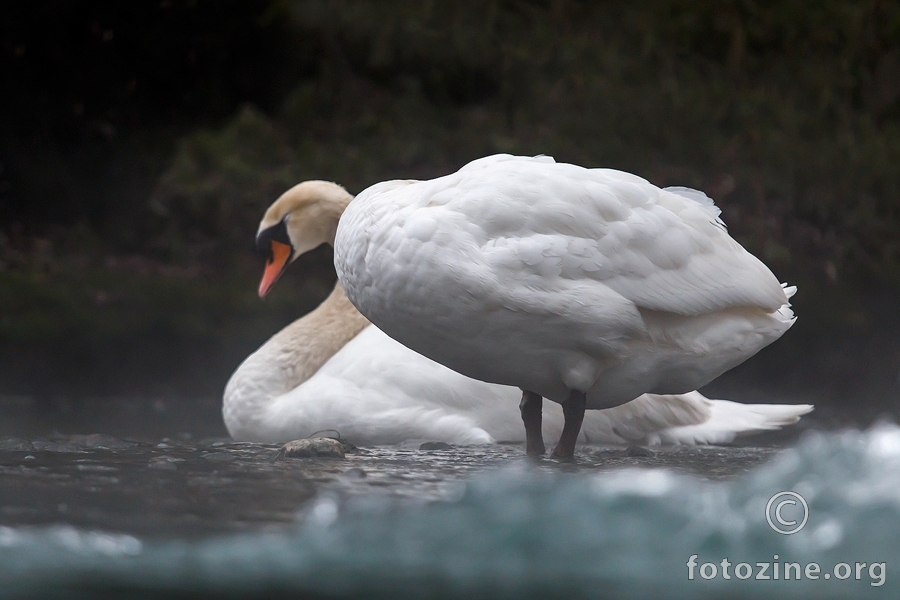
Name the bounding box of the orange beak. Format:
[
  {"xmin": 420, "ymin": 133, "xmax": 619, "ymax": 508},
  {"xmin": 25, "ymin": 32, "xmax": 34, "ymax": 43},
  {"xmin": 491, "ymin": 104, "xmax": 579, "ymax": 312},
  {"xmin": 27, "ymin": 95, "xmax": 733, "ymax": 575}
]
[{"xmin": 258, "ymin": 240, "xmax": 292, "ymax": 297}]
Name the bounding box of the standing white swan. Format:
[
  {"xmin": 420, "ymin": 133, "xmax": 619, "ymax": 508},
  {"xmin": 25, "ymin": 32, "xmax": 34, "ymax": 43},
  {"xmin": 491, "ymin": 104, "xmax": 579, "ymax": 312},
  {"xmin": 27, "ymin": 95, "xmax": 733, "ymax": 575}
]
[
  {"xmin": 333, "ymin": 155, "xmax": 800, "ymax": 457},
  {"xmin": 222, "ymin": 180, "xmax": 811, "ymax": 446}
]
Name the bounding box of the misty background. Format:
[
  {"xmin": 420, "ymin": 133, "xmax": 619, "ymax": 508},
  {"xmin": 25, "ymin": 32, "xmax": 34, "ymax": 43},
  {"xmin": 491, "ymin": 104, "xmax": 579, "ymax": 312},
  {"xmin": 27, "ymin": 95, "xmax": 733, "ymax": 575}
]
[{"xmin": 1, "ymin": 0, "xmax": 898, "ymax": 439}]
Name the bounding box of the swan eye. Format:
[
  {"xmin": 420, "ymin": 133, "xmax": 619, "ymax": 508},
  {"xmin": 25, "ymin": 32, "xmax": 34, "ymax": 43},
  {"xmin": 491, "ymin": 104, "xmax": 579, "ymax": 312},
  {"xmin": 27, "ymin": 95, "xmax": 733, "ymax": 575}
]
[{"xmin": 256, "ymin": 219, "xmax": 292, "ymax": 260}]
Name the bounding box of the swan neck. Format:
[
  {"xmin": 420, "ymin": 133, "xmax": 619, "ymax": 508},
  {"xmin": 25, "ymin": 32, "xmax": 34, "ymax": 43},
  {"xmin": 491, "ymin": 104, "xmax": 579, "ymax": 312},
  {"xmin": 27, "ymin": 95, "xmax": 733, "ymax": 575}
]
[
  {"xmin": 323, "ymin": 204, "xmax": 343, "ymax": 247},
  {"xmin": 264, "ymin": 281, "xmax": 369, "ymax": 389},
  {"xmin": 310, "ymin": 184, "xmax": 353, "ymax": 248}
]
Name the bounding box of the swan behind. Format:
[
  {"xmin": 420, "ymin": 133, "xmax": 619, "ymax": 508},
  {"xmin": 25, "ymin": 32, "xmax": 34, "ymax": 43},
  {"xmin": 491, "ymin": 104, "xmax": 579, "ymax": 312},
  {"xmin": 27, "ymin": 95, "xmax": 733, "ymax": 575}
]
[{"xmin": 223, "ymin": 282, "xmax": 369, "ymax": 441}]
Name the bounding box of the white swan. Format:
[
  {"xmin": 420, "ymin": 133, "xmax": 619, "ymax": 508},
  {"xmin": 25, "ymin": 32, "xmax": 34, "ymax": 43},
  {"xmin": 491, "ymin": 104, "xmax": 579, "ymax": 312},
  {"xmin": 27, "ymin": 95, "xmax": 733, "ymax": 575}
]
[
  {"xmin": 222, "ymin": 180, "xmax": 811, "ymax": 446},
  {"xmin": 333, "ymin": 155, "xmax": 801, "ymax": 457}
]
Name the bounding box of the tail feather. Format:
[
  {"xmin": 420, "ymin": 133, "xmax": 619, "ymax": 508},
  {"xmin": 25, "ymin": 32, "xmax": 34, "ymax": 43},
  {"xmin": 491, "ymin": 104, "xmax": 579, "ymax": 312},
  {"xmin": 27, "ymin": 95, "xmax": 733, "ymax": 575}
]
[
  {"xmin": 650, "ymin": 398, "xmax": 813, "ymax": 445},
  {"xmin": 581, "ymin": 391, "xmax": 813, "ymax": 446}
]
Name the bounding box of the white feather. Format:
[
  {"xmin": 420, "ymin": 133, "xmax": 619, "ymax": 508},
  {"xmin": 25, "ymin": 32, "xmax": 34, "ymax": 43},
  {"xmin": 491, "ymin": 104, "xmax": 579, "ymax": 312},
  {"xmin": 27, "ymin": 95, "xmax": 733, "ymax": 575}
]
[{"xmin": 335, "ymin": 154, "xmax": 797, "ymax": 408}]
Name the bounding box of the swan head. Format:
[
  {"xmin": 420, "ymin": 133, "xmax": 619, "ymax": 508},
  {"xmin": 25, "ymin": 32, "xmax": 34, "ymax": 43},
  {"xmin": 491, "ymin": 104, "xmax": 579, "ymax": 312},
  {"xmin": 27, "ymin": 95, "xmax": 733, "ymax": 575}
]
[{"xmin": 256, "ymin": 180, "xmax": 354, "ymax": 297}]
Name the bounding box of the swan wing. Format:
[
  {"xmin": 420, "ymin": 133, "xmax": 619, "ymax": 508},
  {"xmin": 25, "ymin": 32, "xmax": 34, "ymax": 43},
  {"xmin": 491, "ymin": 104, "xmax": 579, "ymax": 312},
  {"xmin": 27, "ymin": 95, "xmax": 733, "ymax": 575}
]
[
  {"xmin": 339, "ymin": 155, "xmax": 787, "ymax": 315},
  {"xmin": 407, "ymin": 156, "xmax": 790, "ymax": 316}
]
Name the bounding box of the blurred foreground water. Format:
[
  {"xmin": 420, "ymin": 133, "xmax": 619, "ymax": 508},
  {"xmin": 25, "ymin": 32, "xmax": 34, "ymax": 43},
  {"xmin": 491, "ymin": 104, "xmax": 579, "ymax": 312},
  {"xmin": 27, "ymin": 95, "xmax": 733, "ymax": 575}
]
[{"xmin": 1, "ymin": 422, "xmax": 899, "ymax": 599}]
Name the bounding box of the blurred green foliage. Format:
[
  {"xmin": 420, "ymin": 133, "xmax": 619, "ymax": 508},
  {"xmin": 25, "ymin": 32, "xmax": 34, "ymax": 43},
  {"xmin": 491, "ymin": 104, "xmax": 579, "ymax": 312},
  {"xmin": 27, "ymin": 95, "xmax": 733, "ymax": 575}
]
[
  {"xmin": 4, "ymin": 0, "xmax": 900, "ymax": 396},
  {"xmin": 149, "ymin": 106, "xmax": 305, "ymax": 263},
  {"xmin": 153, "ymin": 0, "xmax": 900, "ymax": 281}
]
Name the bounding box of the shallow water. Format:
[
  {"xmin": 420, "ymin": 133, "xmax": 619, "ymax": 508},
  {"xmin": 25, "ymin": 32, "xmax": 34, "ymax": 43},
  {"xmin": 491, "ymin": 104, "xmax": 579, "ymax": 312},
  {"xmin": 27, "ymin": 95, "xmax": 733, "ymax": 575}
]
[
  {"xmin": 0, "ymin": 437, "xmax": 773, "ymax": 538},
  {"xmin": 1, "ymin": 427, "xmax": 899, "ymax": 599}
]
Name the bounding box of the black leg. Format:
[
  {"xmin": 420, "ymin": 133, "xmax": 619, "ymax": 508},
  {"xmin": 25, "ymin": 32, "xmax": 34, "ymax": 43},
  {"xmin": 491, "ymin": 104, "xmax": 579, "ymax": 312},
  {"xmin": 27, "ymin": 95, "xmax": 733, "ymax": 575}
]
[
  {"xmin": 551, "ymin": 390, "xmax": 586, "ymax": 459},
  {"xmin": 519, "ymin": 390, "xmax": 545, "ymax": 456}
]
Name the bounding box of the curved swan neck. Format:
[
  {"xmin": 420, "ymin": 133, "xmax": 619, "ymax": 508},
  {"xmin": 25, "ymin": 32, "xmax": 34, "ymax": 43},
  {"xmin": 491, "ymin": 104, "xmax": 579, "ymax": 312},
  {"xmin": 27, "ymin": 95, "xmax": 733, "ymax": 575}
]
[
  {"xmin": 255, "ymin": 281, "xmax": 369, "ymax": 390},
  {"xmin": 317, "ymin": 198, "xmax": 351, "ymax": 247},
  {"xmin": 274, "ymin": 281, "xmax": 371, "ymax": 381},
  {"xmin": 223, "ymin": 281, "xmax": 371, "ymax": 437}
]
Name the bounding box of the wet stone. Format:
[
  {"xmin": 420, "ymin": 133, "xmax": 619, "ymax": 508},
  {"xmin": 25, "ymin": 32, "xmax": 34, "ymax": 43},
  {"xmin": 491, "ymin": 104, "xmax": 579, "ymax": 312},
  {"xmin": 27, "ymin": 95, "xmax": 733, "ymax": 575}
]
[
  {"xmin": 419, "ymin": 442, "xmax": 453, "ymax": 451},
  {"xmin": 277, "ymin": 438, "xmax": 347, "ymax": 459},
  {"xmin": 625, "ymin": 445, "xmax": 655, "ymax": 458}
]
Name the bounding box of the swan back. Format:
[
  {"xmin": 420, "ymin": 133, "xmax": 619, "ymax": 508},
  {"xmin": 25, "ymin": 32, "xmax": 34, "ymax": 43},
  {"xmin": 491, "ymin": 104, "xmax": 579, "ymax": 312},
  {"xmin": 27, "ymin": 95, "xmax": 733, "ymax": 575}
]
[{"xmin": 335, "ymin": 154, "xmax": 795, "ymax": 407}]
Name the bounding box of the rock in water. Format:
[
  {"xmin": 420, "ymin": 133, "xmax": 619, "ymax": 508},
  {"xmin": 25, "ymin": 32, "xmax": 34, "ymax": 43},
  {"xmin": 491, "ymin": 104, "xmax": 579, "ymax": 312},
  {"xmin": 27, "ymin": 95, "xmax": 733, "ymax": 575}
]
[
  {"xmin": 625, "ymin": 445, "xmax": 655, "ymax": 458},
  {"xmin": 419, "ymin": 442, "xmax": 453, "ymax": 451},
  {"xmin": 277, "ymin": 438, "xmax": 349, "ymax": 459}
]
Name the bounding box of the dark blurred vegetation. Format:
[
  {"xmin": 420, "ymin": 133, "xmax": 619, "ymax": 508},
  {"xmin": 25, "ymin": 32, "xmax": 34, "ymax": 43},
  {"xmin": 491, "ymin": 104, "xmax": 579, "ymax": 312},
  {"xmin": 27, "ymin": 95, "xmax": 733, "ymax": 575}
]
[{"xmin": 1, "ymin": 1, "xmax": 899, "ymax": 417}]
